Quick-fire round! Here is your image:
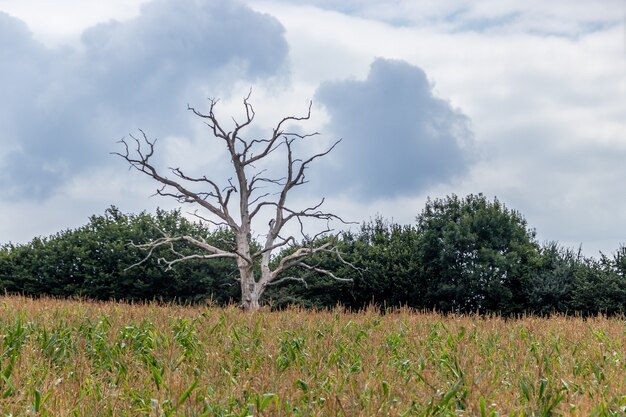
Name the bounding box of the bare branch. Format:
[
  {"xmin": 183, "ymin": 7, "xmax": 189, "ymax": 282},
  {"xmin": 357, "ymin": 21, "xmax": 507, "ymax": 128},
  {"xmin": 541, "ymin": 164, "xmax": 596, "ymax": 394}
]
[
  {"xmin": 268, "ymin": 276, "xmax": 308, "ymax": 288},
  {"xmin": 188, "ymin": 210, "xmax": 229, "ymax": 228},
  {"xmin": 296, "ymin": 262, "xmax": 353, "ymax": 282},
  {"xmin": 116, "ymin": 93, "xmax": 349, "ymax": 310},
  {"xmin": 113, "ymin": 131, "xmax": 239, "ymax": 230},
  {"xmin": 253, "ymin": 235, "xmax": 296, "ymax": 257},
  {"xmin": 243, "ymin": 101, "xmax": 313, "ymax": 166},
  {"xmin": 270, "ymin": 241, "xmax": 333, "ymax": 278},
  {"xmin": 126, "ymin": 232, "xmax": 249, "ymax": 271}
]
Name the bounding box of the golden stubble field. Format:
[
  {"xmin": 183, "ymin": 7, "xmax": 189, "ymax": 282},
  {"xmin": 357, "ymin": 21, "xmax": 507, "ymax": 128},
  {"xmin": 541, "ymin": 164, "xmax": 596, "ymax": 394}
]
[{"xmin": 0, "ymin": 296, "xmax": 625, "ymax": 416}]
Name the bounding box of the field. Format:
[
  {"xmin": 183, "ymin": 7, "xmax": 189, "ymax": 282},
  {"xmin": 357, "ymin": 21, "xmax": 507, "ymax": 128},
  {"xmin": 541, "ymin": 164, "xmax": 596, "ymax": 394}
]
[{"xmin": 0, "ymin": 297, "xmax": 625, "ymax": 416}]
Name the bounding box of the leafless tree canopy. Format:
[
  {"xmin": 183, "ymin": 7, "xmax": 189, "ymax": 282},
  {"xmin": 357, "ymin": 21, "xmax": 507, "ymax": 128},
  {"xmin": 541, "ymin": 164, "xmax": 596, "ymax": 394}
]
[{"xmin": 114, "ymin": 93, "xmax": 352, "ymax": 310}]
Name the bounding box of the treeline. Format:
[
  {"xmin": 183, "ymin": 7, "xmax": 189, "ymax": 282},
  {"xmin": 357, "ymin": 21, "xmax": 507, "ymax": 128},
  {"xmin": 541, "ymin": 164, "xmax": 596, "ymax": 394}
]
[
  {"xmin": 1, "ymin": 194, "xmax": 625, "ymax": 315},
  {"xmin": 0, "ymin": 207, "xmax": 240, "ymax": 304}
]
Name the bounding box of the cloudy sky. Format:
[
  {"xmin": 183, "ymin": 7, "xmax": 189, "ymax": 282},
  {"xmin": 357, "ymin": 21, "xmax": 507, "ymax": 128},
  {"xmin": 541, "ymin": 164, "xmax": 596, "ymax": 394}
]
[{"xmin": 0, "ymin": 0, "xmax": 625, "ymax": 256}]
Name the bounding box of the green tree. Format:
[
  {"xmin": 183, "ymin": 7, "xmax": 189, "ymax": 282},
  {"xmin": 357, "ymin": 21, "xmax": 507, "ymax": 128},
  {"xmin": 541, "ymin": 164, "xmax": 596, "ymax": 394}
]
[
  {"xmin": 611, "ymin": 245, "xmax": 626, "ymax": 278},
  {"xmin": 524, "ymin": 242, "xmax": 579, "ymax": 315},
  {"xmin": 342, "ymin": 218, "xmax": 422, "ymax": 309},
  {"xmin": 263, "ymin": 234, "xmax": 353, "ymax": 309},
  {"xmin": 0, "ymin": 207, "xmax": 239, "ymax": 303},
  {"xmin": 415, "ymin": 194, "xmax": 539, "ymax": 314},
  {"xmin": 266, "ymin": 218, "xmax": 423, "ymax": 310},
  {"xmin": 570, "ymin": 246, "xmax": 626, "ymax": 315}
]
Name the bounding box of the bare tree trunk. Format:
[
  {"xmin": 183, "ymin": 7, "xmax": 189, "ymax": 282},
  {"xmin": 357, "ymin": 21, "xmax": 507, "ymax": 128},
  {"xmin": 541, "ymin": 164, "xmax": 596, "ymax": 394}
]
[
  {"xmin": 239, "ymin": 262, "xmax": 271, "ymax": 310},
  {"xmin": 245, "ymin": 284, "xmax": 264, "ymax": 311},
  {"xmin": 239, "ymin": 258, "xmax": 273, "ymax": 311},
  {"xmin": 239, "ymin": 264, "xmax": 252, "ymax": 309},
  {"xmin": 236, "ymin": 231, "xmax": 257, "ymax": 310}
]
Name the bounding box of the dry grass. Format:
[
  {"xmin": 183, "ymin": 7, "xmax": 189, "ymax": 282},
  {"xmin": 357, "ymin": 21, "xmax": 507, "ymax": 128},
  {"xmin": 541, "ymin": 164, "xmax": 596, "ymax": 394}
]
[{"xmin": 0, "ymin": 296, "xmax": 625, "ymax": 416}]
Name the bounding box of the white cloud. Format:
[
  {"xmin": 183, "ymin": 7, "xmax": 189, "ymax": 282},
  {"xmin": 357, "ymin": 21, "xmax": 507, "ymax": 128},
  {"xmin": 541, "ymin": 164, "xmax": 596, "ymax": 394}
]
[
  {"xmin": 0, "ymin": 0, "xmax": 151, "ymax": 47},
  {"xmin": 314, "ymin": 58, "xmax": 474, "ymax": 199},
  {"xmin": 0, "ymin": 0, "xmax": 289, "ymax": 200},
  {"xmin": 252, "ymin": 0, "xmax": 625, "ymax": 36},
  {"xmin": 1, "ymin": 0, "xmax": 625, "ymax": 257},
  {"xmin": 247, "ymin": 1, "xmax": 626, "ymax": 255}
]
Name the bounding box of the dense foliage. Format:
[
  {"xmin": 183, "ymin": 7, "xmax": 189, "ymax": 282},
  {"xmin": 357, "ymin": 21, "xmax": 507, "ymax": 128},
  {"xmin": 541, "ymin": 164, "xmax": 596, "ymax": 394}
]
[
  {"xmin": 2, "ymin": 195, "xmax": 626, "ymax": 315},
  {"xmin": 0, "ymin": 207, "xmax": 239, "ymax": 304},
  {"xmin": 267, "ymin": 194, "xmax": 626, "ymax": 315}
]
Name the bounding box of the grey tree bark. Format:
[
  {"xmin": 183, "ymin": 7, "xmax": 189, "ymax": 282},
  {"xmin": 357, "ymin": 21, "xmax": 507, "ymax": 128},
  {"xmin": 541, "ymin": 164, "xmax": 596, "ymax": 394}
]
[{"xmin": 115, "ymin": 93, "xmax": 351, "ymax": 310}]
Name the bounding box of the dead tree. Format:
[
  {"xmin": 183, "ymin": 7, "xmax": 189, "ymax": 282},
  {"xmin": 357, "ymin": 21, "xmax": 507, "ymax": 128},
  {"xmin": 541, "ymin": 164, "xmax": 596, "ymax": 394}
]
[{"xmin": 115, "ymin": 94, "xmax": 351, "ymax": 310}]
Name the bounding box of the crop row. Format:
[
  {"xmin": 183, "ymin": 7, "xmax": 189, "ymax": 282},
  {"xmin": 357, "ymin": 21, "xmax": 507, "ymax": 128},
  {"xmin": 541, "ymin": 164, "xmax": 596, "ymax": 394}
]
[{"xmin": 0, "ymin": 296, "xmax": 625, "ymax": 416}]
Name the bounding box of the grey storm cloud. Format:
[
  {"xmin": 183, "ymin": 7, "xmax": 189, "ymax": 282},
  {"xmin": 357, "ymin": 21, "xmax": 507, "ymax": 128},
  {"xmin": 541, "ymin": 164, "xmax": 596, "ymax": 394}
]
[
  {"xmin": 0, "ymin": 0, "xmax": 288, "ymax": 200},
  {"xmin": 314, "ymin": 58, "xmax": 474, "ymax": 200}
]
